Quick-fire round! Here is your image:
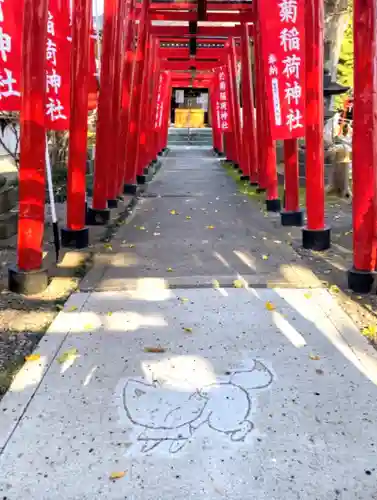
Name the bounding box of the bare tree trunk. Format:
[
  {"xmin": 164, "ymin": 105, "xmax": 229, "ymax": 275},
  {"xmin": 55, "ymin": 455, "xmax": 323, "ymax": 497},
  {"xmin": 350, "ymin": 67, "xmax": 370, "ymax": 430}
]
[{"xmin": 324, "ymin": 0, "xmax": 350, "ymax": 79}]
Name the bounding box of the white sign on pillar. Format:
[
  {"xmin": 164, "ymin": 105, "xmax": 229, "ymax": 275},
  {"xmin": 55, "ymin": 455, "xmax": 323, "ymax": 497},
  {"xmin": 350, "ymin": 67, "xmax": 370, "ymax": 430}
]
[
  {"xmin": 175, "ymin": 90, "xmax": 184, "ymax": 104},
  {"xmin": 201, "ymin": 93, "xmax": 208, "ymax": 111}
]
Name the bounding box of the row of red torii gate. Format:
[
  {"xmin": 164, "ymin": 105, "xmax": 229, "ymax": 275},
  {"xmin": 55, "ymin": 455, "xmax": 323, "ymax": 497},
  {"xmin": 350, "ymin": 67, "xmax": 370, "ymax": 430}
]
[{"xmin": 1, "ymin": 0, "xmax": 376, "ymax": 295}]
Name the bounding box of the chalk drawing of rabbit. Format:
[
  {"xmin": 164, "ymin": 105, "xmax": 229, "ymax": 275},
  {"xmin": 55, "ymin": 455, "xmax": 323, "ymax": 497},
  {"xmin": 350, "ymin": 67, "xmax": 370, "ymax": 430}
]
[{"xmin": 122, "ymin": 359, "xmax": 273, "ymax": 453}]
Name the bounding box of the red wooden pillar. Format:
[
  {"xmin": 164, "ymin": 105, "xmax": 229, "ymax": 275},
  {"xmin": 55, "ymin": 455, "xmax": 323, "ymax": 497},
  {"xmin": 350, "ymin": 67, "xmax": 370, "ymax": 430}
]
[
  {"xmin": 61, "ymin": 0, "xmax": 92, "ymax": 247},
  {"xmin": 210, "ymin": 84, "xmax": 221, "ymax": 154},
  {"xmin": 224, "ymin": 65, "xmax": 237, "ymax": 165},
  {"xmin": 88, "ymin": 0, "xmax": 117, "ymax": 223},
  {"xmin": 281, "ymin": 139, "xmax": 304, "ymax": 226},
  {"xmin": 161, "ymin": 76, "xmax": 172, "ymax": 152},
  {"xmin": 137, "ymin": 33, "xmax": 154, "ymax": 181},
  {"xmin": 348, "ymin": 0, "xmax": 377, "ymax": 292},
  {"xmin": 253, "ymin": 4, "xmax": 267, "ymax": 192},
  {"xmin": 148, "ymin": 38, "xmax": 160, "ymax": 165},
  {"xmin": 241, "ymin": 22, "xmax": 258, "ymax": 184},
  {"xmin": 117, "ymin": 0, "xmax": 136, "ymax": 196},
  {"xmin": 137, "ymin": 31, "xmax": 153, "ymax": 179},
  {"xmin": 303, "ymin": 0, "xmax": 331, "ymax": 249},
  {"xmin": 255, "ymin": 0, "xmax": 280, "ymax": 211},
  {"xmin": 107, "ymin": 0, "xmax": 127, "ymax": 206},
  {"xmin": 9, "ymin": 0, "xmax": 49, "ymax": 294},
  {"xmin": 227, "ymin": 39, "xmax": 243, "ymax": 173},
  {"xmin": 124, "ymin": 0, "xmax": 151, "ymax": 194}
]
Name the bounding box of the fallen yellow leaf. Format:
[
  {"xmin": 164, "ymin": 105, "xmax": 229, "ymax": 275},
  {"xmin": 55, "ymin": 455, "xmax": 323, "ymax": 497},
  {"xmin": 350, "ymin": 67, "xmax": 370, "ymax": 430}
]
[
  {"xmin": 206, "ymin": 225, "xmax": 215, "ymax": 229},
  {"xmin": 262, "ymin": 254, "xmax": 269, "ymax": 261},
  {"xmin": 69, "ymin": 306, "xmax": 78, "ymax": 312},
  {"xmin": 304, "ymin": 292, "xmax": 312, "ymax": 299},
  {"xmin": 212, "ymin": 279, "xmax": 220, "ymax": 289},
  {"xmin": 167, "ymin": 267, "xmax": 173, "ymax": 272},
  {"xmin": 104, "ymin": 243, "xmax": 112, "ymax": 251},
  {"xmin": 185, "ymin": 216, "xmax": 192, "ymax": 220},
  {"xmin": 138, "ymin": 226, "xmax": 146, "ymax": 231},
  {"xmin": 84, "ymin": 324, "xmax": 94, "ymax": 330},
  {"xmin": 109, "ymin": 471, "xmax": 126, "ymax": 481},
  {"xmin": 25, "ymin": 354, "xmax": 41, "ymax": 362},
  {"xmin": 233, "ymin": 279, "xmax": 244, "ymax": 289},
  {"xmin": 170, "ymin": 210, "xmax": 177, "ymax": 215},
  {"xmin": 265, "ymin": 301, "xmax": 276, "ymax": 311},
  {"xmin": 183, "ymin": 327, "xmax": 193, "ymax": 333},
  {"xmin": 57, "ymin": 348, "xmax": 79, "ymax": 364},
  {"xmin": 309, "ymin": 354, "xmax": 321, "ymax": 361},
  {"xmin": 362, "ymin": 325, "xmax": 377, "ymax": 339},
  {"xmin": 144, "ymin": 346, "xmax": 166, "ymax": 353},
  {"xmin": 179, "ymin": 297, "xmax": 189, "ymax": 303},
  {"xmin": 107, "ymin": 312, "xmax": 113, "ymax": 316},
  {"xmin": 329, "ymin": 285, "xmax": 340, "ymax": 294}
]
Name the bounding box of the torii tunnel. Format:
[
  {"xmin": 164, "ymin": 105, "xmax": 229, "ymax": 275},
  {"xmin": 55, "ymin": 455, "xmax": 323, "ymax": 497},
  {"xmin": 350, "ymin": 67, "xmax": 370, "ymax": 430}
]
[{"xmin": 8, "ymin": 0, "xmax": 377, "ymax": 295}]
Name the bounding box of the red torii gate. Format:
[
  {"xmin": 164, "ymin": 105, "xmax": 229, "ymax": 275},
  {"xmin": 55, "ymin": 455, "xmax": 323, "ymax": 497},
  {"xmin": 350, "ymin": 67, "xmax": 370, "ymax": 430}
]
[{"xmin": 7, "ymin": 0, "xmax": 376, "ymax": 296}]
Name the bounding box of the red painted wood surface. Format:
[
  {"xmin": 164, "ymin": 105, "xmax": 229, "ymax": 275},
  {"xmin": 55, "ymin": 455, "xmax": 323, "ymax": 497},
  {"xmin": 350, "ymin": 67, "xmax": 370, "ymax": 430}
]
[{"xmin": 17, "ymin": 0, "xmax": 49, "ymax": 270}]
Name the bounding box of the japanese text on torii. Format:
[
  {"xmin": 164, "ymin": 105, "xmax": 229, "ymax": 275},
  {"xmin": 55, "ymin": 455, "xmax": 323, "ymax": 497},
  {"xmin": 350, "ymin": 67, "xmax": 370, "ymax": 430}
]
[{"xmin": 268, "ymin": 0, "xmax": 304, "ymax": 133}]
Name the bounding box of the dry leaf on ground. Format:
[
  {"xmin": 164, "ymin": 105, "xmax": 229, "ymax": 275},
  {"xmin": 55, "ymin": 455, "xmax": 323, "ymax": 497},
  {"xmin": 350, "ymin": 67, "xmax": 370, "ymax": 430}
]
[
  {"xmin": 265, "ymin": 301, "xmax": 276, "ymax": 311},
  {"xmin": 25, "ymin": 354, "xmax": 41, "ymax": 362},
  {"xmin": 309, "ymin": 354, "xmax": 321, "ymax": 361},
  {"xmin": 362, "ymin": 325, "xmax": 377, "ymax": 339},
  {"xmin": 144, "ymin": 346, "xmax": 166, "ymax": 353},
  {"xmin": 57, "ymin": 348, "xmax": 79, "ymax": 364},
  {"xmin": 213, "ymin": 280, "xmax": 220, "ymax": 289},
  {"xmin": 183, "ymin": 327, "xmax": 193, "ymax": 333},
  {"xmin": 233, "ymin": 279, "xmax": 244, "ymax": 288},
  {"xmin": 109, "ymin": 471, "xmax": 127, "ymax": 481}
]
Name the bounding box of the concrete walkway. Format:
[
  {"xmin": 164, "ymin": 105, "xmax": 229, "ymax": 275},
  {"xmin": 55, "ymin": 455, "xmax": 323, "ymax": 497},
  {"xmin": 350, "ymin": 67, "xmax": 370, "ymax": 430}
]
[{"xmin": 1, "ymin": 146, "xmax": 377, "ymax": 499}]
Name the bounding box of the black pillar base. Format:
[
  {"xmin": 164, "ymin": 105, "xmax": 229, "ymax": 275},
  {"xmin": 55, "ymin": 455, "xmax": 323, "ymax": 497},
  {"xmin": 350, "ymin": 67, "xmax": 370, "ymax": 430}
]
[
  {"xmin": 256, "ymin": 187, "xmax": 266, "ymax": 194},
  {"xmin": 8, "ymin": 264, "xmax": 48, "ymax": 296},
  {"xmin": 157, "ymin": 151, "xmax": 163, "ymax": 156},
  {"xmin": 302, "ymin": 226, "xmax": 331, "ymax": 251},
  {"xmin": 137, "ymin": 174, "xmax": 147, "ymax": 185},
  {"xmin": 86, "ymin": 207, "xmax": 111, "ymax": 226},
  {"xmin": 213, "ymin": 147, "xmax": 219, "ymax": 154},
  {"xmin": 144, "ymin": 166, "xmax": 151, "ymax": 175},
  {"xmin": 281, "ymin": 209, "xmax": 304, "ymax": 227},
  {"xmin": 124, "ymin": 183, "xmax": 138, "ymax": 195},
  {"xmin": 348, "ymin": 267, "xmax": 375, "ymax": 294},
  {"xmin": 61, "ymin": 227, "xmax": 89, "ymax": 249},
  {"xmin": 240, "ymin": 175, "xmax": 250, "ymax": 181},
  {"xmin": 107, "ymin": 199, "xmax": 118, "ymax": 209},
  {"xmin": 265, "ymin": 198, "xmax": 281, "ymax": 212}
]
